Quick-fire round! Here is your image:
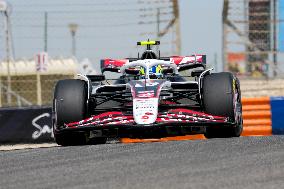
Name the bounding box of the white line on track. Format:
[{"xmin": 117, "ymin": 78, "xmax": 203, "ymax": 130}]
[{"xmin": 0, "ymin": 143, "xmax": 58, "ymax": 151}]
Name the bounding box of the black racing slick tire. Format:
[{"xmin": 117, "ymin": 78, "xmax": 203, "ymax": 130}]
[
  {"xmin": 53, "ymin": 79, "xmax": 88, "ymax": 146},
  {"xmin": 202, "ymin": 72, "xmax": 243, "ymax": 138}
]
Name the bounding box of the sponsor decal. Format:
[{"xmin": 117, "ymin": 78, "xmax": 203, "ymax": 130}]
[
  {"xmin": 32, "ymin": 113, "xmax": 54, "ymax": 139},
  {"xmin": 137, "ymin": 91, "xmax": 155, "ymax": 98},
  {"xmin": 133, "ymin": 98, "xmax": 158, "ymax": 124},
  {"xmin": 135, "ymin": 81, "xmax": 160, "ymax": 87}
]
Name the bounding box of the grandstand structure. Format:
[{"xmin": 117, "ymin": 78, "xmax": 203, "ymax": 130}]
[{"xmin": 222, "ymin": 0, "xmax": 283, "ymax": 77}]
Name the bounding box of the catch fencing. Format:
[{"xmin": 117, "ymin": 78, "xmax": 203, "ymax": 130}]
[
  {"xmin": 0, "ymin": 58, "xmax": 77, "ymax": 107},
  {"xmin": 223, "ymin": 0, "xmax": 284, "ymax": 78},
  {"xmin": 0, "ymin": 74, "xmax": 74, "ymax": 107}
]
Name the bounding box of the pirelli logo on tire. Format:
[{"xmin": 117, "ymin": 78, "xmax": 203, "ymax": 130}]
[{"xmin": 232, "ymin": 78, "xmax": 236, "ymax": 94}]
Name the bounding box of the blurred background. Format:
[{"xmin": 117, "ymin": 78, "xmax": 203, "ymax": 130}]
[{"xmin": 0, "ymin": 0, "xmax": 284, "ymax": 108}]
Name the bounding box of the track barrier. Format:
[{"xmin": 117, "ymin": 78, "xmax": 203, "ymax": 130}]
[
  {"xmin": 242, "ymin": 97, "xmax": 272, "ymax": 136},
  {"xmin": 0, "ymin": 107, "xmax": 52, "ymax": 143},
  {"xmin": 270, "ymin": 97, "xmax": 284, "ymax": 135},
  {"xmin": 0, "ymin": 97, "xmax": 283, "ymax": 143}
]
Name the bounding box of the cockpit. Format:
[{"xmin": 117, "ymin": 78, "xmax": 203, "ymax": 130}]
[{"xmin": 121, "ymin": 59, "xmax": 178, "ymax": 81}]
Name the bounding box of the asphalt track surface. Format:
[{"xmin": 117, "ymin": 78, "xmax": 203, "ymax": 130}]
[{"xmin": 1, "ymin": 136, "xmax": 284, "ymax": 189}]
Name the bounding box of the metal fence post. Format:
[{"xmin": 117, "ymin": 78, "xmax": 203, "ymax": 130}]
[
  {"xmin": 0, "ymin": 76, "xmax": 2, "ymax": 107},
  {"xmin": 37, "ymin": 73, "xmax": 42, "ymax": 106}
]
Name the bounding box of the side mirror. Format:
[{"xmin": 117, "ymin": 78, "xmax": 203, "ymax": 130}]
[{"xmin": 125, "ymin": 69, "xmax": 140, "ymax": 75}]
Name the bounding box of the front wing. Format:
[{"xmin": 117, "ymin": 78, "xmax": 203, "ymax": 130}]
[{"xmin": 61, "ymin": 109, "xmax": 234, "ymax": 131}]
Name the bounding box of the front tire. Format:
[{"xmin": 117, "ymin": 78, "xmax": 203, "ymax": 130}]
[
  {"xmin": 202, "ymin": 72, "xmax": 243, "ymax": 138},
  {"xmin": 53, "ymin": 79, "xmax": 88, "ymax": 146}
]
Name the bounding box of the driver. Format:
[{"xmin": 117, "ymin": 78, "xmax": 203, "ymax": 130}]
[{"xmin": 139, "ymin": 64, "xmax": 163, "ymax": 79}]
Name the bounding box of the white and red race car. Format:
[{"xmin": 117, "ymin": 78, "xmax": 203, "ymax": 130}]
[{"xmin": 53, "ymin": 40, "xmax": 243, "ymax": 146}]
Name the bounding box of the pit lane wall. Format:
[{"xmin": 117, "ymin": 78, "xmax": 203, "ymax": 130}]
[{"xmin": 0, "ymin": 97, "xmax": 283, "ymax": 143}]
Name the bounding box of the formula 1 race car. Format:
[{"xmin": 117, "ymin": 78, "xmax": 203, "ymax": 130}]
[{"xmin": 52, "ymin": 40, "xmax": 243, "ymax": 146}]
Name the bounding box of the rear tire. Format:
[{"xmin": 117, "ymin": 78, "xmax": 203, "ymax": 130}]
[
  {"xmin": 202, "ymin": 72, "xmax": 243, "ymax": 138},
  {"xmin": 53, "ymin": 79, "xmax": 88, "ymax": 146}
]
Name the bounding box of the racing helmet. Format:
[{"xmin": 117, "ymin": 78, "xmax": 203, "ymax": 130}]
[{"xmin": 141, "ymin": 50, "xmax": 157, "ymax": 59}]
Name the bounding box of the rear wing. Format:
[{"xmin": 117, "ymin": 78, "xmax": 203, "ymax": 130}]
[
  {"xmin": 170, "ymin": 55, "xmax": 206, "ymax": 71},
  {"xmin": 101, "ymin": 55, "xmax": 206, "ymax": 73},
  {"xmin": 101, "ymin": 59, "xmax": 129, "ymax": 73}
]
